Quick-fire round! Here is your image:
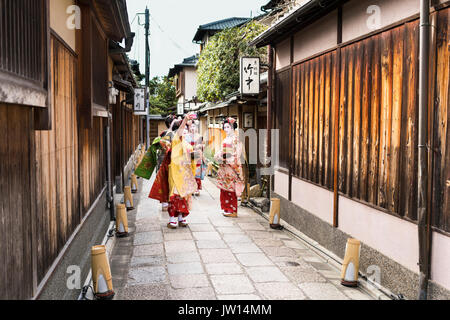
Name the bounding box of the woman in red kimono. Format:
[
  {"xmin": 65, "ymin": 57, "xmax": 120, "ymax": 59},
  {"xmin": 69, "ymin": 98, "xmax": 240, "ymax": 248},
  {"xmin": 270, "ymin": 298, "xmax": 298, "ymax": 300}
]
[
  {"xmin": 148, "ymin": 115, "xmax": 177, "ymax": 210},
  {"xmin": 150, "ymin": 114, "xmax": 197, "ymax": 228},
  {"xmin": 214, "ymin": 118, "xmax": 244, "ymax": 217}
]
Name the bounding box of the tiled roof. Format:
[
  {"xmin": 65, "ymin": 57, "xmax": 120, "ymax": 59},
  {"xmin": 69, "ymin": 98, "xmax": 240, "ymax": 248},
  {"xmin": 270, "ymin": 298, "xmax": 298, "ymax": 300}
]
[
  {"xmin": 193, "ymin": 17, "xmax": 250, "ymax": 42},
  {"xmin": 168, "ymin": 54, "xmax": 199, "ymax": 78}
]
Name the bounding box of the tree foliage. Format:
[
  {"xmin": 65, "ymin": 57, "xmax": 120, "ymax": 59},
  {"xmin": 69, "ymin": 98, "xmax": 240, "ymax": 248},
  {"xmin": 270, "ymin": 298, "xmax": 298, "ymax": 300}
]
[
  {"xmin": 197, "ymin": 21, "xmax": 267, "ymax": 102},
  {"xmin": 148, "ymin": 76, "xmax": 177, "ymax": 115}
]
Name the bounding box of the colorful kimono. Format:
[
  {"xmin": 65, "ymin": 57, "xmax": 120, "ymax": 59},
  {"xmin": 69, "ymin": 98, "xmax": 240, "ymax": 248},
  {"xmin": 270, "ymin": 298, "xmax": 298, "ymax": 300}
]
[
  {"xmin": 135, "ymin": 137, "xmax": 161, "ymax": 180},
  {"xmin": 167, "ymin": 133, "xmax": 198, "ymax": 217},
  {"xmin": 214, "ymin": 135, "xmax": 245, "ymax": 214},
  {"xmin": 186, "ymin": 134, "xmax": 206, "ymax": 191},
  {"xmin": 148, "ymin": 132, "xmax": 174, "ymax": 204}
]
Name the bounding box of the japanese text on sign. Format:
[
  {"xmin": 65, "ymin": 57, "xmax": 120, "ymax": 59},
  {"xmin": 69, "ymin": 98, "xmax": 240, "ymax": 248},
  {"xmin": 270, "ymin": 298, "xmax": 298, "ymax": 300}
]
[{"xmin": 240, "ymin": 57, "xmax": 260, "ymax": 95}]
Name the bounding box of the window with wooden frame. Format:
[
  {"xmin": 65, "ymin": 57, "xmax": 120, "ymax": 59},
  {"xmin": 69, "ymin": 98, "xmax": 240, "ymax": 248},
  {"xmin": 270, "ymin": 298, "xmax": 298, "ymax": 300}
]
[
  {"xmin": 0, "ymin": 0, "xmax": 52, "ymax": 129},
  {"xmin": 176, "ymin": 71, "xmax": 185, "ymax": 97},
  {"xmin": 77, "ymin": 3, "xmax": 109, "ymax": 129}
]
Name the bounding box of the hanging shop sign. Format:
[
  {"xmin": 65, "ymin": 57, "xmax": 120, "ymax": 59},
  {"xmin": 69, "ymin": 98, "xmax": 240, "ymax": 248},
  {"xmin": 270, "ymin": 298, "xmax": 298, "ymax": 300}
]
[
  {"xmin": 133, "ymin": 88, "xmax": 147, "ymax": 115},
  {"xmin": 240, "ymin": 57, "xmax": 260, "ymax": 95}
]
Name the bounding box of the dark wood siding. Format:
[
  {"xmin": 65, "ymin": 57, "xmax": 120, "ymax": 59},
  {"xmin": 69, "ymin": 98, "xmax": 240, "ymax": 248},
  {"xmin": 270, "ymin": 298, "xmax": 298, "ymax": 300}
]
[
  {"xmin": 281, "ymin": 7, "xmax": 450, "ymax": 232},
  {"xmin": 79, "ymin": 117, "xmax": 107, "ymax": 214},
  {"xmin": 34, "ymin": 35, "xmax": 79, "ymax": 283},
  {"xmin": 336, "ymin": 23, "xmax": 420, "ymax": 218},
  {"xmin": 0, "ymin": 104, "xmax": 34, "ymax": 299},
  {"xmin": 291, "ymin": 51, "xmax": 338, "ymax": 189},
  {"xmin": 274, "ymin": 69, "xmax": 290, "ymax": 169},
  {"xmin": 431, "ymin": 9, "xmax": 450, "ymax": 232},
  {"xmin": 0, "ymin": 0, "xmax": 46, "ymax": 84}
]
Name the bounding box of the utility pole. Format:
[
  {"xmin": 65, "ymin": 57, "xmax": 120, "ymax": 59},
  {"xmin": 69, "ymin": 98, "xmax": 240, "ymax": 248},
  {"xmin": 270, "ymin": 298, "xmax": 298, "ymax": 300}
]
[{"xmin": 144, "ymin": 7, "xmax": 151, "ymax": 149}]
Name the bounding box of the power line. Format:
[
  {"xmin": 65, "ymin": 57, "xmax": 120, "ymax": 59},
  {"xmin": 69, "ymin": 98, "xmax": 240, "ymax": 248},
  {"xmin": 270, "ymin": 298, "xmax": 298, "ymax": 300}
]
[{"xmin": 149, "ymin": 13, "xmax": 191, "ymax": 56}]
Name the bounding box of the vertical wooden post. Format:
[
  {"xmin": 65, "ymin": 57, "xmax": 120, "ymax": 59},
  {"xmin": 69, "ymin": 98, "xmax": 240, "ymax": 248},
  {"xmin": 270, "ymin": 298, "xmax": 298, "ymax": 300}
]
[
  {"xmin": 267, "ymin": 45, "xmax": 274, "ymax": 195},
  {"xmin": 289, "ymin": 36, "xmax": 294, "ymax": 201},
  {"xmin": 77, "ymin": 3, "xmax": 93, "ymax": 129},
  {"xmin": 34, "ymin": 0, "xmax": 52, "ymax": 130},
  {"xmin": 333, "ymin": 47, "xmax": 342, "ymax": 228},
  {"xmin": 30, "ymin": 110, "xmax": 38, "ymax": 297}
]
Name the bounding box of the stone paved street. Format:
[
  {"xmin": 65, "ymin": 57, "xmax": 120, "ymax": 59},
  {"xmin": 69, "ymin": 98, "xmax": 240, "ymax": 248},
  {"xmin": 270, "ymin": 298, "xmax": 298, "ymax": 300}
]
[{"xmin": 110, "ymin": 176, "xmax": 373, "ymax": 300}]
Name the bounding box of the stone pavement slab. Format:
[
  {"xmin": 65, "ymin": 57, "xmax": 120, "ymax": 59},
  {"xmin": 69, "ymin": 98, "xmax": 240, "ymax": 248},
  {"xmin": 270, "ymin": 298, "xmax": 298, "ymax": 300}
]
[
  {"xmin": 128, "ymin": 266, "xmax": 167, "ymax": 286},
  {"xmin": 245, "ymin": 266, "xmax": 290, "ymax": 283},
  {"xmin": 299, "ymin": 282, "xmax": 350, "ymax": 300},
  {"xmin": 210, "ymin": 275, "xmax": 255, "ymax": 295},
  {"xmin": 255, "ymin": 282, "xmax": 306, "ymax": 300},
  {"xmin": 169, "ymin": 274, "xmax": 210, "ymax": 289},
  {"xmin": 196, "ymin": 240, "xmax": 228, "ymax": 249},
  {"xmin": 170, "ymin": 287, "xmax": 216, "ymax": 300},
  {"xmin": 236, "ymin": 253, "xmax": 274, "ymax": 267},
  {"xmin": 205, "ymin": 263, "xmax": 244, "ymax": 275},
  {"xmin": 109, "ymin": 176, "xmax": 374, "ymax": 301},
  {"xmin": 199, "ymin": 249, "xmax": 237, "ymax": 263},
  {"xmin": 168, "ymin": 262, "xmax": 204, "ymax": 275}
]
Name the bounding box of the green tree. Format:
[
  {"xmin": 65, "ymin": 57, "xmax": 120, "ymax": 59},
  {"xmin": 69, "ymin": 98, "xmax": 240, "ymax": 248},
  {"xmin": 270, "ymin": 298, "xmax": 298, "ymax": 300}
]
[
  {"xmin": 148, "ymin": 76, "xmax": 177, "ymax": 115},
  {"xmin": 197, "ymin": 20, "xmax": 267, "ymax": 102}
]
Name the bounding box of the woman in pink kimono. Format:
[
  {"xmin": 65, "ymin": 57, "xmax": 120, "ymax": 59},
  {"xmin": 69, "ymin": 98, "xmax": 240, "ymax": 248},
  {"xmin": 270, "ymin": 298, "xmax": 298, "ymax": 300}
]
[{"xmin": 214, "ymin": 118, "xmax": 245, "ymax": 217}]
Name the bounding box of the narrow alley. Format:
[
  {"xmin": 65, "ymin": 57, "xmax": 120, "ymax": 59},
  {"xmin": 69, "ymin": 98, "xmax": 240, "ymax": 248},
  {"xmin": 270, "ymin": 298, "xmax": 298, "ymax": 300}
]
[{"xmin": 109, "ymin": 176, "xmax": 373, "ymax": 300}]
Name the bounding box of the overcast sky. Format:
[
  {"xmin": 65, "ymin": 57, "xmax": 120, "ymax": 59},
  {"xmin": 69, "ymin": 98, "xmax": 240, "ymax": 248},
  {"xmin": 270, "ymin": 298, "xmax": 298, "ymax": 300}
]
[{"xmin": 126, "ymin": 0, "xmax": 268, "ymax": 79}]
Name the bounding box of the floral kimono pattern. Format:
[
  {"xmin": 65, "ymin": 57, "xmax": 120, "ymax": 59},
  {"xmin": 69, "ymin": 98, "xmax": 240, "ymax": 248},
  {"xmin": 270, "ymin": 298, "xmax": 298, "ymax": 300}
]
[
  {"xmin": 214, "ymin": 135, "xmax": 245, "ymax": 196},
  {"xmin": 186, "ymin": 134, "xmax": 207, "ymax": 190}
]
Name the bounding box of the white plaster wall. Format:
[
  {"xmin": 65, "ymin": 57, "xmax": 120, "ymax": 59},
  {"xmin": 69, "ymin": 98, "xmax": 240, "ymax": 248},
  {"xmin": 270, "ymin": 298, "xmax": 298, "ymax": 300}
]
[
  {"xmin": 339, "ymin": 196, "xmax": 419, "ymax": 273},
  {"xmin": 431, "ymin": 231, "xmax": 450, "ymax": 291},
  {"xmin": 342, "ymin": 0, "xmax": 420, "ymax": 43},
  {"xmin": 291, "ymin": 177, "xmax": 334, "ymax": 225},
  {"xmin": 275, "ymin": 38, "xmax": 291, "ymax": 70},
  {"xmin": 50, "ymin": 0, "xmax": 76, "ymax": 50},
  {"xmin": 293, "ymin": 10, "xmax": 338, "ymax": 63},
  {"xmin": 184, "ymin": 67, "xmax": 198, "ymax": 101},
  {"xmin": 274, "ymin": 170, "xmax": 289, "ymax": 199}
]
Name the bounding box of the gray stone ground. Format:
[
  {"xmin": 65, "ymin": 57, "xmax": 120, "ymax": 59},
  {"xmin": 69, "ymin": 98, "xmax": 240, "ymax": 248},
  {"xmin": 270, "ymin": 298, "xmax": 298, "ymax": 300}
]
[{"xmin": 110, "ymin": 176, "xmax": 373, "ymax": 300}]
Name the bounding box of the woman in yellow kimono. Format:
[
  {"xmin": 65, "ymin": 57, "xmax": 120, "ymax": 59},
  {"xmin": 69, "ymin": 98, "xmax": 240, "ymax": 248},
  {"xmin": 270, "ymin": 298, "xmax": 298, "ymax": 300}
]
[{"xmin": 166, "ymin": 113, "xmax": 198, "ymax": 229}]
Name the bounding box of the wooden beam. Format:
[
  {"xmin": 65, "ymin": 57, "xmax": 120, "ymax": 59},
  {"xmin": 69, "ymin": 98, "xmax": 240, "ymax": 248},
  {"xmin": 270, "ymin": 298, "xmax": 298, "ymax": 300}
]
[
  {"xmin": 333, "ymin": 48, "xmax": 341, "ymax": 228},
  {"xmin": 34, "ymin": 0, "xmax": 52, "ymax": 130},
  {"xmin": 77, "ymin": 3, "xmax": 93, "ymax": 129}
]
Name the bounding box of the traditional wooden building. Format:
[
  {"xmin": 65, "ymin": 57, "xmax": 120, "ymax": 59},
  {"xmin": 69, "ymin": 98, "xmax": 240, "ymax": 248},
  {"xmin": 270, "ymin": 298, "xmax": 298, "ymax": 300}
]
[
  {"xmin": 252, "ymin": 0, "xmax": 450, "ymax": 299},
  {"xmin": 168, "ymin": 54, "xmax": 202, "ymax": 114},
  {"xmin": 0, "ymin": 0, "xmax": 142, "ymax": 299},
  {"xmin": 193, "ymin": 17, "xmax": 251, "ymax": 52}
]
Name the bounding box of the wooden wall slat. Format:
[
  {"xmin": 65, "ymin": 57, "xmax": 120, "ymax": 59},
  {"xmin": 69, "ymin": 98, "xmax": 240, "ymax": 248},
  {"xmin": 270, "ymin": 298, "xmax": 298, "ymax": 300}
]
[
  {"xmin": 0, "ymin": 105, "xmax": 9, "ymax": 299},
  {"xmin": 360, "ymin": 38, "xmax": 372, "ymax": 202},
  {"xmin": 388, "ymin": 26, "xmax": 404, "ymax": 213},
  {"xmin": 318, "ymin": 56, "xmax": 325, "ymax": 185},
  {"xmin": 338, "ymin": 47, "xmax": 348, "ymax": 192},
  {"xmin": 378, "ymin": 31, "xmax": 393, "ymax": 209},
  {"xmin": 368, "ymin": 35, "xmax": 381, "ymax": 205},
  {"xmin": 346, "ymin": 46, "xmax": 355, "ymax": 196},
  {"xmin": 323, "ymin": 53, "xmax": 331, "ymax": 187},
  {"xmin": 303, "ymin": 62, "xmax": 309, "ymax": 179},
  {"xmin": 432, "ymin": 9, "xmax": 450, "ymax": 231},
  {"xmin": 400, "ymin": 21, "xmax": 419, "ymax": 221},
  {"xmin": 352, "ymin": 42, "xmax": 363, "ymax": 199}
]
